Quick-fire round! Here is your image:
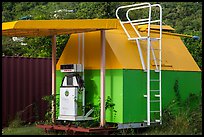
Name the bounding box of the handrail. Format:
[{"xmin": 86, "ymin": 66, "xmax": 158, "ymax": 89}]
[
  {"xmin": 116, "ymin": 3, "xmax": 151, "ymax": 20},
  {"xmin": 116, "ymin": 3, "xmax": 162, "ymax": 39},
  {"xmin": 126, "ymin": 4, "xmax": 151, "ymax": 38}
]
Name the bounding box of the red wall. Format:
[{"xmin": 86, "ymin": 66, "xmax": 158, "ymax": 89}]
[{"xmin": 2, "ymin": 56, "xmax": 52, "ymax": 127}]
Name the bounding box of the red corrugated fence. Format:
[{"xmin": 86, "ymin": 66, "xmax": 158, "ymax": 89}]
[{"xmin": 2, "ymin": 56, "xmax": 52, "ymax": 127}]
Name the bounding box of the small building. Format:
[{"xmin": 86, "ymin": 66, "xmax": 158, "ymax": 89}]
[
  {"xmin": 2, "ymin": 3, "xmax": 201, "ymax": 128},
  {"xmin": 56, "ymin": 20, "xmax": 201, "ymax": 126}
]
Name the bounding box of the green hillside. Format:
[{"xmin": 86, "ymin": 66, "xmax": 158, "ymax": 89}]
[{"xmin": 2, "ymin": 2, "xmax": 202, "ymax": 69}]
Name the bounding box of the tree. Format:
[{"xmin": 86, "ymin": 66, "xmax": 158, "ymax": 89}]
[{"xmin": 2, "ymin": 2, "xmax": 202, "ymax": 69}]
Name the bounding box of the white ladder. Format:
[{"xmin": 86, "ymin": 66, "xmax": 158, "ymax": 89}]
[{"xmin": 116, "ymin": 3, "xmax": 162, "ymax": 126}]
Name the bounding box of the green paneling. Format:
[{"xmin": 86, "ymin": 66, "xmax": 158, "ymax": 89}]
[
  {"xmin": 56, "ymin": 70, "xmax": 66, "ymax": 117},
  {"xmin": 85, "ymin": 69, "xmax": 124, "ymax": 123},
  {"xmin": 123, "ymin": 69, "xmax": 147, "ymax": 123},
  {"xmin": 56, "ymin": 69, "xmax": 124, "ymax": 123},
  {"xmin": 56, "ymin": 69, "xmax": 201, "ymax": 124},
  {"xmin": 161, "ymin": 70, "xmax": 202, "ymax": 108},
  {"xmin": 123, "ymin": 69, "xmax": 201, "ymax": 123}
]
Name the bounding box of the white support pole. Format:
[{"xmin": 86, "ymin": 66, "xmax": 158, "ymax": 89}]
[
  {"xmin": 82, "ymin": 33, "xmax": 85, "ymax": 80},
  {"xmin": 147, "ymin": 5, "xmax": 152, "ymax": 126},
  {"xmin": 51, "ymin": 35, "xmax": 56, "ymax": 123},
  {"xmin": 100, "ymin": 30, "xmax": 106, "ymax": 127},
  {"xmin": 147, "ymin": 38, "xmax": 151, "ymax": 126},
  {"xmin": 78, "ymin": 33, "xmax": 81, "ymax": 64},
  {"xmin": 82, "ymin": 33, "xmax": 85, "ymax": 116},
  {"xmin": 159, "ymin": 5, "xmax": 162, "ymax": 125}
]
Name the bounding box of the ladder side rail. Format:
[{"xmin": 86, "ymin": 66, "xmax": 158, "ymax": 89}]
[
  {"xmin": 147, "ymin": 37, "xmax": 151, "ymax": 126},
  {"xmin": 146, "ymin": 4, "xmax": 152, "ymax": 126},
  {"xmin": 158, "ymin": 4, "xmax": 162, "ymax": 125},
  {"xmin": 136, "ymin": 39, "xmax": 146, "ymax": 71},
  {"xmin": 151, "ymin": 3, "xmax": 162, "ymax": 124},
  {"xmin": 150, "ymin": 4, "xmax": 163, "ymax": 39}
]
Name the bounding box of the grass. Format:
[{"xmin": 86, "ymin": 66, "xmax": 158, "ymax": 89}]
[
  {"xmin": 3, "ymin": 93, "xmax": 202, "ymax": 135},
  {"xmin": 2, "ymin": 125, "xmax": 46, "ymax": 135},
  {"xmin": 141, "ymin": 93, "xmax": 202, "ymax": 135}
]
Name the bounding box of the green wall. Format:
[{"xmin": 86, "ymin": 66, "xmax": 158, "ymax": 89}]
[
  {"xmin": 123, "ymin": 70, "xmax": 201, "ymax": 123},
  {"xmin": 56, "ymin": 69, "xmax": 201, "ymax": 124},
  {"xmin": 56, "ymin": 69, "xmax": 124, "ymax": 123}
]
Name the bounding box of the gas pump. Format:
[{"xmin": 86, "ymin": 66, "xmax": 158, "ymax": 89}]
[{"xmin": 57, "ymin": 64, "xmax": 93, "ymax": 121}]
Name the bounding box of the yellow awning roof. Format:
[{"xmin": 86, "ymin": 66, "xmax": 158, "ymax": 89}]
[
  {"xmin": 2, "ymin": 19, "xmax": 118, "ymax": 37},
  {"xmin": 138, "ymin": 24, "xmax": 175, "ymax": 31}
]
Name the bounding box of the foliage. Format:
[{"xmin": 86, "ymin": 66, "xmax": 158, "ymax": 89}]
[
  {"xmin": 142, "ymin": 91, "xmax": 202, "ymax": 135},
  {"xmin": 2, "ymin": 2, "xmax": 202, "ymax": 69},
  {"xmin": 93, "ymin": 96, "xmax": 117, "ymax": 123},
  {"xmin": 7, "ymin": 112, "xmax": 24, "ymax": 128},
  {"xmin": 41, "ymin": 94, "xmax": 59, "ymax": 124}
]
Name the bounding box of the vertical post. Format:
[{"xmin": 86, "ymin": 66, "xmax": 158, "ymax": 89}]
[
  {"xmin": 147, "ymin": 5, "xmax": 152, "ymax": 126},
  {"xmin": 82, "ymin": 33, "xmax": 85, "ymax": 116},
  {"xmin": 51, "ymin": 35, "xmax": 56, "ymax": 123},
  {"xmin": 78, "ymin": 33, "xmax": 81, "ymax": 64},
  {"xmin": 100, "ymin": 30, "xmax": 106, "ymax": 127},
  {"xmin": 159, "ymin": 5, "xmax": 162, "ymax": 125},
  {"xmin": 147, "ymin": 38, "xmax": 150, "ymax": 126}
]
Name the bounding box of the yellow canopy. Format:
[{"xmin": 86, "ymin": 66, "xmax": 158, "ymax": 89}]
[
  {"xmin": 2, "ymin": 19, "xmax": 200, "ymax": 71},
  {"xmin": 2, "ymin": 19, "xmax": 118, "ymax": 37}
]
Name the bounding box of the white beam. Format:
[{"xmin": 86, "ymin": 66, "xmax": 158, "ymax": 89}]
[{"xmin": 100, "ymin": 30, "xmax": 106, "ymax": 127}]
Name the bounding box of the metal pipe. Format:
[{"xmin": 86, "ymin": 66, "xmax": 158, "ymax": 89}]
[
  {"xmin": 51, "ymin": 35, "xmax": 56, "ymax": 123},
  {"xmin": 78, "ymin": 33, "xmax": 81, "ymax": 64},
  {"xmin": 100, "ymin": 30, "xmax": 106, "ymax": 127},
  {"xmin": 159, "ymin": 4, "xmax": 162, "ymax": 125},
  {"xmin": 146, "ymin": 4, "xmax": 152, "ymax": 126},
  {"xmin": 82, "ymin": 33, "xmax": 85, "ymax": 116},
  {"xmin": 116, "ymin": 2, "xmax": 150, "ymax": 19}
]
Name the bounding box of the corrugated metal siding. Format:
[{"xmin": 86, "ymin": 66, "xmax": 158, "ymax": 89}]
[{"xmin": 2, "ymin": 56, "xmax": 52, "ymax": 127}]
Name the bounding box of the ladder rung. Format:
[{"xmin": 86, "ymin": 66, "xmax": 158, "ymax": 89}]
[
  {"xmin": 150, "ymin": 79, "xmax": 160, "ymax": 82},
  {"xmin": 155, "ymin": 120, "xmax": 161, "ymax": 122},
  {"xmin": 152, "ymin": 58, "xmax": 161, "ymax": 61},
  {"xmin": 154, "ymin": 69, "xmax": 160, "ymax": 72},
  {"xmin": 144, "ymin": 95, "xmax": 147, "ymax": 97},
  {"xmin": 150, "ymin": 111, "xmax": 160, "ymax": 113},
  {"xmin": 150, "ymin": 90, "xmax": 160, "ymax": 92},
  {"xmin": 151, "ymin": 48, "xmax": 161, "ymax": 50},
  {"xmin": 150, "ymin": 38, "xmax": 161, "ymax": 41},
  {"xmin": 128, "ymin": 37, "xmax": 148, "ymax": 40},
  {"xmin": 144, "ymin": 120, "xmax": 160, "ymax": 124},
  {"xmin": 155, "ymin": 94, "xmax": 161, "ymax": 97},
  {"xmin": 150, "ymin": 100, "xmax": 160, "ymax": 102},
  {"xmin": 144, "ymin": 120, "xmax": 160, "ymax": 123},
  {"xmin": 143, "ymin": 70, "xmax": 147, "ymax": 72}
]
